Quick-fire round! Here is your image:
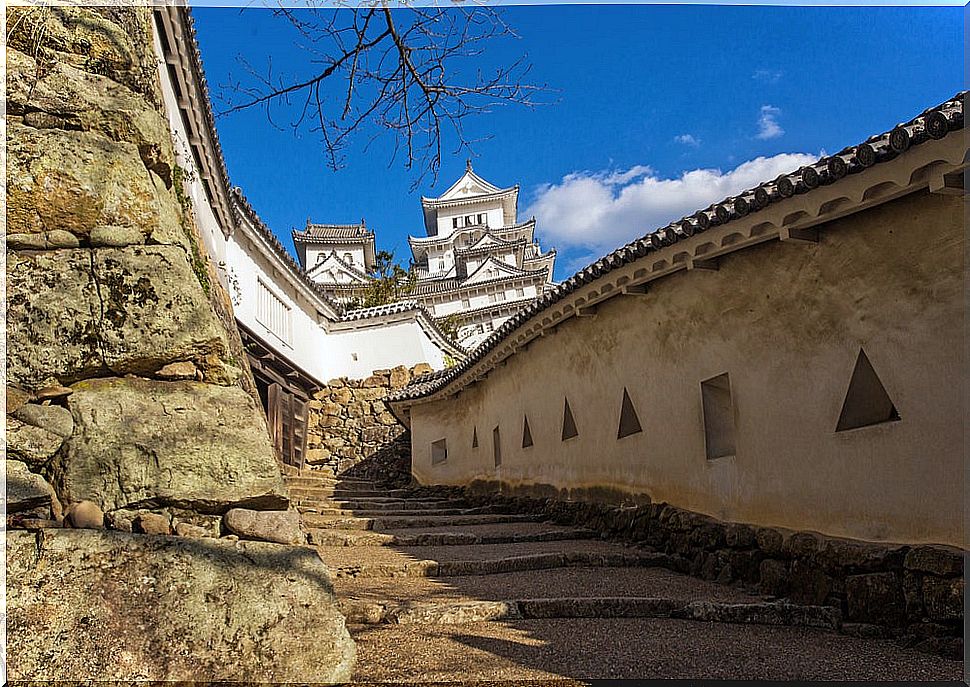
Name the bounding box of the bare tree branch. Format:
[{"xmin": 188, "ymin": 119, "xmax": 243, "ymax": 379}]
[{"xmin": 213, "ymin": 1, "xmax": 550, "ymax": 187}]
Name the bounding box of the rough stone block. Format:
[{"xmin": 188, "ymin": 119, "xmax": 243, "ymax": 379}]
[
  {"xmin": 55, "ymin": 377, "xmax": 287, "ymax": 513},
  {"xmin": 755, "ymin": 527, "xmax": 784, "ymax": 556},
  {"xmin": 133, "ymin": 512, "xmax": 172, "ymax": 536},
  {"xmin": 904, "ymin": 545, "xmax": 964, "ymax": 578},
  {"xmin": 922, "ymin": 576, "xmax": 963, "ymax": 621},
  {"xmin": 65, "ymin": 500, "xmax": 104, "ymax": 529},
  {"xmin": 6, "ymin": 416, "xmax": 67, "ymax": 467},
  {"xmin": 724, "ymin": 523, "xmax": 757, "ymax": 548},
  {"xmin": 7, "ymin": 246, "xmax": 232, "ymax": 389},
  {"xmin": 411, "ymin": 362, "xmax": 433, "ymax": 377},
  {"xmin": 789, "ymin": 559, "xmax": 833, "ymax": 606},
  {"xmin": 13, "ymin": 402, "xmax": 75, "ymax": 438},
  {"xmin": 784, "ymin": 531, "xmax": 821, "ymax": 558},
  {"xmin": 759, "ymin": 559, "xmax": 789, "ymax": 597},
  {"xmin": 6, "ymin": 460, "xmax": 59, "ymax": 515},
  {"xmin": 6, "ymin": 529, "xmax": 355, "ymax": 682},
  {"xmin": 224, "ymin": 508, "xmax": 305, "ymax": 546},
  {"xmin": 845, "ymin": 572, "xmax": 906, "ymax": 625}
]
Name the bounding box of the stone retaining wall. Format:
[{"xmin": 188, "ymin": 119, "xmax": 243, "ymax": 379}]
[
  {"xmin": 412, "ymin": 482, "xmax": 964, "ymax": 659},
  {"xmin": 305, "ymin": 364, "xmax": 430, "ymax": 484}
]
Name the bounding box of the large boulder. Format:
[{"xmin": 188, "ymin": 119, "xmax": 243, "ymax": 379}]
[
  {"xmin": 53, "ymin": 377, "xmax": 287, "ymax": 513},
  {"xmin": 6, "ymin": 416, "xmax": 67, "ymax": 467},
  {"xmin": 7, "ymin": 246, "xmax": 235, "ymax": 388},
  {"xmin": 6, "ymin": 529, "xmax": 355, "ymax": 682}
]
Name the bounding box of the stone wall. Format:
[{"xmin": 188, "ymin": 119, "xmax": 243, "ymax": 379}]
[
  {"xmin": 4, "ymin": 9, "xmax": 357, "ymax": 679},
  {"xmin": 305, "ymin": 364, "xmax": 431, "ymax": 484},
  {"xmin": 5, "ymin": 6, "xmax": 284, "ymax": 524},
  {"xmin": 412, "ymin": 482, "xmax": 963, "ymax": 659}
]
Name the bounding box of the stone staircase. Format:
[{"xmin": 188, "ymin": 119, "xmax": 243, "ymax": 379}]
[{"xmin": 286, "ymin": 471, "xmax": 961, "ymax": 682}]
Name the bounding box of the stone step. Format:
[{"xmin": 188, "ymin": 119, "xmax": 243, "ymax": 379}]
[
  {"xmin": 300, "ymin": 507, "xmax": 472, "ymax": 517},
  {"xmin": 335, "ymin": 565, "xmax": 759, "ymax": 608},
  {"xmin": 308, "ymin": 525, "xmax": 597, "ymax": 547},
  {"xmin": 345, "ymin": 618, "xmax": 959, "ymax": 682},
  {"xmin": 317, "ymin": 540, "xmax": 667, "ymax": 578},
  {"xmin": 304, "ymin": 513, "xmax": 544, "ymax": 531},
  {"xmin": 339, "ymin": 597, "xmax": 840, "ymax": 628},
  {"xmin": 322, "ymin": 499, "xmax": 473, "ymax": 511}
]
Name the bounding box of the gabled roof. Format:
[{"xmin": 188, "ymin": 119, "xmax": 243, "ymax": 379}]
[
  {"xmin": 388, "ymin": 92, "xmax": 967, "ymax": 409},
  {"xmin": 408, "ymin": 219, "xmax": 537, "ymax": 258},
  {"xmin": 306, "ymin": 250, "xmax": 371, "ymax": 284},
  {"xmin": 462, "ymin": 256, "xmax": 539, "ymax": 286},
  {"xmin": 420, "ymin": 162, "xmax": 519, "ymax": 233}
]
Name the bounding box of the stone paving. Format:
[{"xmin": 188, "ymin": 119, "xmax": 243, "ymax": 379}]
[{"xmin": 289, "ymin": 471, "xmax": 964, "ymax": 682}]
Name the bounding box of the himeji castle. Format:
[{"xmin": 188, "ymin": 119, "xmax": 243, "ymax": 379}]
[{"xmin": 295, "ymin": 161, "xmax": 558, "ymax": 348}]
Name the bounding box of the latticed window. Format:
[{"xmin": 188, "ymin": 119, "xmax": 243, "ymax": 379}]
[{"xmin": 256, "ymin": 279, "xmax": 291, "ymax": 344}]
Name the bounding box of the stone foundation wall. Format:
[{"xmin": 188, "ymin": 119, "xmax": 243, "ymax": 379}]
[
  {"xmin": 412, "ymin": 482, "xmax": 964, "ymax": 659},
  {"xmin": 5, "ymin": 5, "xmax": 285, "ymax": 530},
  {"xmin": 305, "ymin": 364, "xmax": 430, "ymax": 484}
]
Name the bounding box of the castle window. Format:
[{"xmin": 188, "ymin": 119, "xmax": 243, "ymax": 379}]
[
  {"xmin": 256, "ymin": 279, "xmax": 291, "ymax": 345},
  {"xmin": 453, "ymin": 217, "xmax": 460, "ymax": 229},
  {"xmin": 516, "ymin": 287, "xmax": 525, "ymax": 297},
  {"xmin": 484, "ymin": 321, "xmax": 494, "ymax": 332},
  {"xmin": 495, "ymin": 292, "xmax": 506, "ymax": 302},
  {"xmin": 466, "ymin": 215, "xmax": 475, "ymax": 225},
  {"xmin": 477, "ymin": 213, "xmax": 487, "ymax": 225},
  {"xmin": 438, "ymin": 259, "xmax": 446, "ymax": 271},
  {"xmin": 431, "ymin": 438, "xmax": 448, "ymax": 465},
  {"xmin": 461, "ymin": 298, "xmax": 470, "ymax": 308},
  {"xmin": 701, "ymin": 373, "xmax": 736, "ymax": 459},
  {"xmin": 344, "ymin": 252, "xmax": 354, "ymax": 265}
]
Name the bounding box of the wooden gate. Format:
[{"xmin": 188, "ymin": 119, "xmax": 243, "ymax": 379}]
[{"xmin": 239, "ymin": 324, "xmax": 318, "ymax": 470}]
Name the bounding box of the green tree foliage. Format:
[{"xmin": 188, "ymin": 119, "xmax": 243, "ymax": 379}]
[{"xmin": 347, "ymin": 250, "xmax": 416, "ymax": 309}]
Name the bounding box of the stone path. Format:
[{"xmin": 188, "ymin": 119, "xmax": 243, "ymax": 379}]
[{"xmin": 286, "ymin": 471, "xmax": 963, "ymax": 682}]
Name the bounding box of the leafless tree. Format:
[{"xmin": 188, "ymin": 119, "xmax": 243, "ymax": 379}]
[{"xmin": 216, "ymin": 2, "xmax": 546, "ymax": 185}]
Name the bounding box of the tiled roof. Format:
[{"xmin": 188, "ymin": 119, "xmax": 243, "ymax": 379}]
[
  {"xmin": 389, "ymin": 92, "xmax": 966, "ymax": 403},
  {"xmin": 306, "ymin": 250, "xmax": 371, "ymax": 282},
  {"xmin": 293, "ymin": 222, "xmax": 374, "ymax": 243},
  {"xmin": 339, "ymin": 301, "xmax": 468, "ymax": 357},
  {"xmin": 411, "ymin": 265, "xmax": 550, "ymax": 296}
]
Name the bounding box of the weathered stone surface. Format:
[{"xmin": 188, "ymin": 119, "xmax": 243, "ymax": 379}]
[
  {"xmin": 90, "ymin": 225, "xmax": 148, "ymax": 247},
  {"xmin": 6, "ymin": 230, "xmax": 80, "ymax": 250},
  {"xmin": 675, "ymin": 601, "xmax": 840, "ymax": 630},
  {"xmin": 389, "ymin": 365, "xmax": 411, "ymax": 389},
  {"xmin": 6, "ymin": 529, "xmax": 355, "ymax": 682},
  {"xmin": 66, "ymin": 500, "xmax": 104, "ymax": 529},
  {"xmin": 412, "ymin": 362, "xmax": 433, "ymax": 377},
  {"xmin": 755, "ymin": 527, "xmax": 784, "ymax": 556},
  {"xmin": 7, "ymin": 246, "xmax": 233, "ymax": 388},
  {"xmin": 134, "ymin": 512, "xmax": 172, "ymax": 536},
  {"xmin": 904, "ymin": 545, "xmax": 963, "ymax": 577},
  {"xmin": 922, "ymin": 576, "xmax": 963, "ymax": 621},
  {"xmin": 6, "ymin": 460, "xmax": 59, "ymax": 515},
  {"xmin": 845, "ymin": 572, "xmax": 905, "ymax": 625},
  {"xmin": 6, "ymin": 7, "xmax": 161, "ymax": 103},
  {"xmin": 35, "ymin": 385, "xmax": 74, "ymax": 402},
  {"xmin": 175, "ymin": 522, "xmax": 212, "ymax": 538},
  {"xmin": 6, "ymin": 416, "xmax": 66, "ymax": 467},
  {"xmin": 224, "ymin": 508, "xmax": 305, "ymax": 545},
  {"xmin": 55, "ymin": 377, "xmax": 287, "ymax": 513},
  {"xmin": 7, "ymin": 123, "xmax": 166, "ymax": 238},
  {"xmin": 7, "ymin": 386, "xmax": 33, "ymax": 415},
  {"xmin": 156, "ymin": 361, "xmax": 199, "ymax": 380},
  {"xmin": 14, "ymin": 402, "xmax": 75, "ymax": 438}
]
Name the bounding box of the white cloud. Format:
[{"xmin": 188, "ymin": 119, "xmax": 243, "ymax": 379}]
[
  {"xmin": 756, "ymin": 105, "xmax": 784, "ymax": 140},
  {"xmin": 528, "ymin": 152, "xmax": 818, "ymax": 260},
  {"xmin": 674, "ymin": 134, "xmax": 700, "ymax": 147},
  {"xmin": 752, "ymin": 68, "xmax": 783, "ymax": 84}
]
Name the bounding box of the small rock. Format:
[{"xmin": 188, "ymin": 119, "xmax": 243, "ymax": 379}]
[
  {"xmin": 389, "ymin": 365, "xmax": 411, "ymax": 389},
  {"xmin": 89, "ymin": 225, "xmax": 146, "ymax": 247},
  {"xmin": 6, "ymin": 233, "xmax": 47, "ymax": 250},
  {"xmin": 66, "ymin": 501, "xmax": 104, "ymax": 529},
  {"xmin": 7, "ymin": 386, "xmax": 33, "ymax": 415},
  {"xmin": 105, "ymin": 510, "xmax": 135, "ymax": 532},
  {"xmin": 175, "ymin": 522, "xmax": 212, "ymax": 538},
  {"xmin": 411, "ymin": 363, "xmax": 433, "ymax": 377},
  {"xmin": 134, "ymin": 512, "xmax": 172, "ymax": 536},
  {"xmin": 759, "ymin": 559, "xmax": 789, "ymax": 597},
  {"xmin": 155, "ymin": 361, "xmax": 198, "ymax": 380},
  {"xmin": 223, "ymin": 508, "xmax": 304, "ymax": 545},
  {"xmin": 45, "ymin": 230, "xmax": 80, "ymax": 249},
  {"xmin": 35, "ymin": 385, "xmax": 73, "ymax": 402},
  {"xmin": 361, "ymin": 375, "xmax": 384, "ymax": 388},
  {"xmin": 326, "ymin": 378, "xmax": 347, "ymax": 388},
  {"xmin": 14, "ymin": 402, "xmax": 74, "ymax": 438}
]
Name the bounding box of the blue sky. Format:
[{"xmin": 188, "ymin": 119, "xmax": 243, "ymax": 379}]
[{"xmin": 193, "ymin": 4, "xmax": 962, "ymax": 279}]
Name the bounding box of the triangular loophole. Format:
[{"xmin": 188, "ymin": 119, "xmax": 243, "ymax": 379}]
[
  {"xmin": 522, "ymin": 415, "xmax": 534, "ymax": 448},
  {"xmin": 472, "ymin": 426, "xmax": 479, "ymax": 448},
  {"xmin": 836, "ymin": 349, "xmax": 900, "ymax": 432},
  {"xmin": 562, "ymin": 397, "xmax": 578, "ymax": 441},
  {"xmin": 617, "ymin": 388, "xmax": 642, "ymax": 439}
]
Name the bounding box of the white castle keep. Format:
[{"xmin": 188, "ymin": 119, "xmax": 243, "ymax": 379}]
[{"xmin": 294, "ymin": 161, "xmax": 558, "ymax": 349}]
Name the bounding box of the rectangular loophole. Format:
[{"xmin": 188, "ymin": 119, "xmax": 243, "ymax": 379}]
[
  {"xmin": 492, "ymin": 426, "xmax": 502, "ymax": 467},
  {"xmin": 431, "ymin": 438, "xmax": 448, "ymax": 465},
  {"xmin": 701, "ymin": 373, "xmax": 736, "ymax": 460}
]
